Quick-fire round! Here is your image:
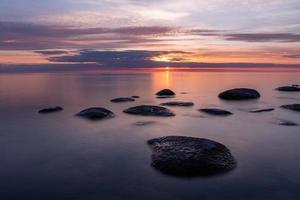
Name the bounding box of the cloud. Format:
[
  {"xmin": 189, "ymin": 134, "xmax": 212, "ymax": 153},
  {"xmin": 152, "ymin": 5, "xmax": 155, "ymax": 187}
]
[
  {"xmin": 49, "ymin": 50, "xmax": 165, "ymax": 67},
  {"xmin": 2, "ymin": 49, "xmax": 300, "ymax": 73},
  {"xmin": 34, "ymin": 50, "xmax": 70, "ymax": 55},
  {"xmin": 45, "ymin": 49, "xmax": 300, "ymax": 68},
  {"xmin": 224, "ymin": 33, "xmax": 300, "ymax": 42},
  {"xmin": 0, "ymin": 21, "xmax": 178, "ymax": 50}
]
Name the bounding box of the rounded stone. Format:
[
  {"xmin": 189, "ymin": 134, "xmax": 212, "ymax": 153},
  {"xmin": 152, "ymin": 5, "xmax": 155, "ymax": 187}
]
[
  {"xmin": 123, "ymin": 105, "xmax": 175, "ymax": 117},
  {"xmin": 38, "ymin": 106, "xmax": 63, "ymax": 114},
  {"xmin": 199, "ymin": 108, "xmax": 232, "ymax": 116},
  {"xmin": 280, "ymin": 104, "xmax": 300, "ymax": 112},
  {"xmin": 131, "ymin": 96, "xmax": 140, "ymax": 99},
  {"xmin": 277, "ymin": 120, "xmax": 298, "ymax": 126},
  {"xmin": 276, "ymin": 85, "xmax": 300, "ymax": 92},
  {"xmin": 160, "ymin": 101, "xmax": 194, "ymax": 107},
  {"xmin": 249, "ymin": 108, "xmax": 274, "ymax": 113},
  {"xmin": 76, "ymin": 107, "xmax": 115, "ymax": 120},
  {"xmin": 219, "ymin": 88, "xmax": 260, "ymax": 100},
  {"xmin": 156, "ymin": 89, "xmax": 176, "ymax": 96},
  {"xmin": 148, "ymin": 136, "xmax": 237, "ymax": 177},
  {"xmin": 111, "ymin": 97, "xmax": 135, "ymax": 103}
]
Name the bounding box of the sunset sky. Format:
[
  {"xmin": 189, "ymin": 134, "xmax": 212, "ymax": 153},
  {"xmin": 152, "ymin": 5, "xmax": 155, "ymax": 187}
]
[{"xmin": 1, "ymin": 0, "xmax": 300, "ymax": 71}]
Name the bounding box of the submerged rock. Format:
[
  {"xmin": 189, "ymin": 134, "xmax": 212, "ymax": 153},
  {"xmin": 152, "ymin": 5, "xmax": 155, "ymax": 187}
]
[
  {"xmin": 38, "ymin": 106, "xmax": 63, "ymax": 114},
  {"xmin": 280, "ymin": 104, "xmax": 300, "ymax": 112},
  {"xmin": 156, "ymin": 89, "xmax": 176, "ymax": 96},
  {"xmin": 219, "ymin": 88, "xmax": 260, "ymax": 100},
  {"xmin": 160, "ymin": 101, "xmax": 194, "ymax": 107},
  {"xmin": 276, "ymin": 85, "xmax": 300, "ymax": 92},
  {"xmin": 148, "ymin": 136, "xmax": 236, "ymax": 177},
  {"xmin": 156, "ymin": 96, "xmax": 175, "ymax": 99},
  {"xmin": 277, "ymin": 120, "xmax": 298, "ymax": 126},
  {"xmin": 123, "ymin": 105, "xmax": 175, "ymax": 117},
  {"xmin": 199, "ymin": 108, "xmax": 232, "ymax": 116},
  {"xmin": 133, "ymin": 121, "xmax": 156, "ymax": 126},
  {"xmin": 249, "ymin": 108, "xmax": 275, "ymax": 113},
  {"xmin": 76, "ymin": 107, "xmax": 115, "ymax": 120},
  {"xmin": 111, "ymin": 97, "xmax": 135, "ymax": 103}
]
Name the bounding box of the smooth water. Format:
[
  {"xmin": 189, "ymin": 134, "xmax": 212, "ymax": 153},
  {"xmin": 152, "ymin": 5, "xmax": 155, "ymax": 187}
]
[{"xmin": 0, "ymin": 71, "xmax": 300, "ymax": 200}]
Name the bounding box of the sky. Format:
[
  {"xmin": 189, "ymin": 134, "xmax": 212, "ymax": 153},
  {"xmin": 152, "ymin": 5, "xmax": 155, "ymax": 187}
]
[{"xmin": 1, "ymin": 0, "xmax": 300, "ymax": 71}]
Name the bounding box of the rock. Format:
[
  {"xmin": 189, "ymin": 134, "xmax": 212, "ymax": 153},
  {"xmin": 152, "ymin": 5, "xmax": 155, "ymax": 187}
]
[
  {"xmin": 280, "ymin": 104, "xmax": 300, "ymax": 112},
  {"xmin": 219, "ymin": 88, "xmax": 260, "ymax": 100},
  {"xmin": 38, "ymin": 106, "xmax": 63, "ymax": 114},
  {"xmin": 133, "ymin": 121, "xmax": 156, "ymax": 126},
  {"xmin": 111, "ymin": 97, "xmax": 135, "ymax": 103},
  {"xmin": 156, "ymin": 96, "xmax": 175, "ymax": 99},
  {"xmin": 131, "ymin": 96, "xmax": 140, "ymax": 99},
  {"xmin": 156, "ymin": 89, "xmax": 176, "ymax": 96},
  {"xmin": 277, "ymin": 120, "xmax": 298, "ymax": 126},
  {"xmin": 160, "ymin": 101, "xmax": 194, "ymax": 107},
  {"xmin": 276, "ymin": 85, "xmax": 300, "ymax": 92},
  {"xmin": 123, "ymin": 105, "xmax": 175, "ymax": 117},
  {"xmin": 199, "ymin": 108, "xmax": 232, "ymax": 116},
  {"xmin": 76, "ymin": 107, "xmax": 115, "ymax": 120},
  {"xmin": 148, "ymin": 136, "xmax": 236, "ymax": 177},
  {"xmin": 249, "ymin": 108, "xmax": 274, "ymax": 113}
]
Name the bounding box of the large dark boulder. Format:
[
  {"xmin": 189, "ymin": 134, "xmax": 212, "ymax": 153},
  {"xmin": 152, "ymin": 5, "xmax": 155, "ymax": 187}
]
[
  {"xmin": 276, "ymin": 85, "xmax": 300, "ymax": 92},
  {"xmin": 280, "ymin": 104, "xmax": 300, "ymax": 112},
  {"xmin": 76, "ymin": 107, "xmax": 115, "ymax": 120},
  {"xmin": 160, "ymin": 101, "xmax": 194, "ymax": 107},
  {"xmin": 110, "ymin": 97, "xmax": 135, "ymax": 103},
  {"xmin": 38, "ymin": 106, "xmax": 63, "ymax": 114},
  {"xmin": 219, "ymin": 88, "xmax": 260, "ymax": 100},
  {"xmin": 156, "ymin": 89, "xmax": 176, "ymax": 96},
  {"xmin": 148, "ymin": 136, "xmax": 236, "ymax": 177},
  {"xmin": 199, "ymin": 108, "xmax": 232, "ymax": 116},
  {"xmin": 123, "ymin": 105, "xmax": 175, "ymax": 117}
]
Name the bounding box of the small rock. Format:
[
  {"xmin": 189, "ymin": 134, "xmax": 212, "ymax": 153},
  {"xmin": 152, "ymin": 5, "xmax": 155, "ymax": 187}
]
[
  {"xmin": 160, "ymin": 101, "xmax": 194, "ymax": 107},
  {"xmin": 249, "ymin": 108, "xmax": 274, "ymax": 113},
  {"xmin": 111, "ymin": 97, "xmax": 135, "ymax": 103},
  {"xmin": 276, "ymin": 85, "xmax": 300, "ymax": 92},
  {"xmin": 156, "ymin": 96, "xmax": 175, "ymax": 99},
  {"xmin": 38, "ymin": 106, "xmax": 63, "ymax": 114},
  {"xmin": 131, "ymin": 96, "xmax": 140, "ymax": 99},
  {"xmin": 277, "ymin": 120, "xmax": 298, "ymax": 126},
  {"xmin": 156, "ymin": 89, "xmax": 176, "ymax": 96},
  {"xmin": 123, "ymin": 105, "xmax": 175, "ymax": 117},
  {"xmin": 148, "ymin": 136, "xmax": 236, "ymax": 177},
  {"xmin": 219, "ymin": 88, "xmax": 260, "ymax": 100},
  {"xmin": 199, "ymin": 108, "xmax": 232, "ymax": 116},
  {"xmin": 76, "ymin": 107, "xmax": 115, "ymax": 120},
  {"xmin": 133, "ymin": 121, "xmax": 156, "ymax": 126},
  {"xmin": 280, "ymin": 104, "xmax": 300, "ymax": 112}
]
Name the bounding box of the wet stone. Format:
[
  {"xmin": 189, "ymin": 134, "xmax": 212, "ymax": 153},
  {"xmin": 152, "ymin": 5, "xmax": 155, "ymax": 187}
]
[
  {"xmin": 147, "ymin": 136, "xmax": 237, "ymax": 177},
  {"xmin": 38, "ymin": 106, "xmax": 63, "ymax": 114},
  {"xmin": 219, "ymin": 88, "xmax": 260, "ymax": 100},
  {"xmin": 123, "ymin": 105, "xmax": 175, "ymax": 117},
  {"xmin": 76, "ymin": 107, "xmax": 115, "ymax": 120}
]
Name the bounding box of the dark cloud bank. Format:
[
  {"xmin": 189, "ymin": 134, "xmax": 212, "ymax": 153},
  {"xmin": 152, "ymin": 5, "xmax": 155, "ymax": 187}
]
[{"xmin": 1, "ymin": 50, "xmax": 300, "ymax": 73}]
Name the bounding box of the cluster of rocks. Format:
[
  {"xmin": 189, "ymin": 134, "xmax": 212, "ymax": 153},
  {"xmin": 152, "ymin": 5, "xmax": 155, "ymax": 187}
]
[
  {"xmin": 38, "ymin": 86, "xmax": 300, "ymax": 122},
  {"xmin": 37, "ymin": 85, "xmax": 299, "ymax": 177}
]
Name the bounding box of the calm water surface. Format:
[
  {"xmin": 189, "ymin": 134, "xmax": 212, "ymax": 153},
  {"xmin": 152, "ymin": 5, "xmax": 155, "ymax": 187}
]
[{"xmin": 0, "ymin": 71, "xmax": 300, "ymax": 200}]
